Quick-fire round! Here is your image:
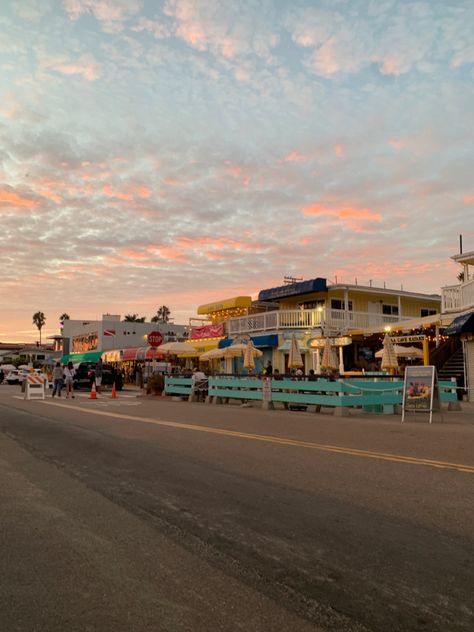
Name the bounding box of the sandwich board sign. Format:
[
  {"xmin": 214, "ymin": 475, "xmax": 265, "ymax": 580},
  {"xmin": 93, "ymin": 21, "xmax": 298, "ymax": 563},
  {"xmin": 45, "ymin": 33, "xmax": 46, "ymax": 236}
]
[{"xmin": 401, "ymin": 366, "xmax": 441, "ymax": 424}]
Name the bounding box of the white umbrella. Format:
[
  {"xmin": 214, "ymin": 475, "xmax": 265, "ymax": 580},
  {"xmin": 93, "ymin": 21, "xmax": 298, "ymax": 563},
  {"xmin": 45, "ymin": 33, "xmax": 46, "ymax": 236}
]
[
  {"xmin": 288, "ymin": 334, "xmax": 303, "ymax": 368},
  {"xmin": 18, "ymin": 364, "xmax": 30, "ymax": 370},
  {"xmin": 243, "ymin": 341, "xmax": 256, "ymax": 370},
  {"xmin": 0, "ymin": 364, "xmax": 16, "ymax": 371},
  {"xmin": 321, "ymin": 338, "xmax": 338, "ymax": 370},
  {"xmin": 200, "ymin": 348, "xmax": 225, "ymax": 361},
  {"xmin": 223, "ymin": 343, "xmax": 263, "ymax": 359},
  {"xmin": 158, "ymin": 341, "xmax": 198, "ymax": 355},
  {"xmin": 380, "ymin": 334, "xmax": 398, "ymax": 370},
  {"xmin": 375, "ymin": 345, "xmax": 423, "ymax": 359}
]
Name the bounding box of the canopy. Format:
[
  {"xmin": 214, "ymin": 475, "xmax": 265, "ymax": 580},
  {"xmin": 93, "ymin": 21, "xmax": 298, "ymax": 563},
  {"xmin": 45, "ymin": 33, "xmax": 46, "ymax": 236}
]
[
  {"xmin": 60, "ymin": 351, "xmax": 103, "ymax": 364},
  {"xmin": 200, "ymin": 348, "xmax": 225, "ymax": 361},
  {"xmin": 375, "ymin": 345, "xmax": 423, "ymax": 359},
  {"xmin": 320, "ymin": 338, "xmax": 338, "ymax": 370},
  {"xmin": 444, "ymin": 310, "xmax": 474, "ymax": 336},
  {"xmin": 243, "ymin": 341, "xmax": 258, "ymax": 370},
  {"xmin": 0, "ymin": 364, "xmax": 16, "ymax": 371}
]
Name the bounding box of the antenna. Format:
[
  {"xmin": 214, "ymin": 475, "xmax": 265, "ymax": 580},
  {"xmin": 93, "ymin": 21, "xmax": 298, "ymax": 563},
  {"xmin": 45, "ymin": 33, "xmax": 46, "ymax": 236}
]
[
  {"xmin": 460, "ymin": 234, "xmax": 463, "ymax": 254},
  {"xmin": 283, "ymin": 275, "xmax": 303, "ymax": 285}
]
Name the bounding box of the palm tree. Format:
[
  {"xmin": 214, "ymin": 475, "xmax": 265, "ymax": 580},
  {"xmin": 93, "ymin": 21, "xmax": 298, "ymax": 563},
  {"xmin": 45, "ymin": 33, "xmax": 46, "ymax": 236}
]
[
  {"xmin": 123, "ymin": 314, "xmax": 146, "ymax": 322},
  {"xmin": 32, "ymin": 311, "xmax": 46, "ymax": 345},
  {"xmin": 60, "ymin": 313, "xmax": 70, "ymax": 322},
  {"xmin": 151, "ymin": 306, "xmax": 171, "ymax": 324}
]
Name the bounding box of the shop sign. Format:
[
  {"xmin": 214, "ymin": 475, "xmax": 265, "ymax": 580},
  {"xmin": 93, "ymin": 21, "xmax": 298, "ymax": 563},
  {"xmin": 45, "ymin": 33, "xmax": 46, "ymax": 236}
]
[
  {"xmin": 308, "ymin": 336, "xmax": 352, "ymax": 348},
  {"xmin": 191, "ymin": 323, "xmax": 224, "ymax": 339},
  {"xmin": 391, "ymin": 335, "xmax": 425, "ymax": 344},
  {"xmin": 72, "ymin": 332, "xmax": 98, "ymax": 352}
]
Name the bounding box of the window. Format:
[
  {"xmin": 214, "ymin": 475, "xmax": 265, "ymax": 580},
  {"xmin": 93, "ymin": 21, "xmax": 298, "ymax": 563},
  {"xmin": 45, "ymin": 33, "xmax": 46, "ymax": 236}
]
[
  {"xmin": 421, "ymin": 308, "xmax": 437, "ymax": 317},
  {"xmin": 331, "ymin": 299, "xmax": 353, "ymax": 310},
  {"xmin": 382, "ymin": 304, "xmax": 399, "ymax": 315}
]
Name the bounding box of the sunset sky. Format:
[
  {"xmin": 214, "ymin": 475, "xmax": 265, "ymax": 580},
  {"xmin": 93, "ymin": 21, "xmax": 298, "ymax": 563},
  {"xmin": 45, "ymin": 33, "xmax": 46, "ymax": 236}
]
[{"xmin": 1, "ymin": 0, "xmax": 473, "ymax": 342}]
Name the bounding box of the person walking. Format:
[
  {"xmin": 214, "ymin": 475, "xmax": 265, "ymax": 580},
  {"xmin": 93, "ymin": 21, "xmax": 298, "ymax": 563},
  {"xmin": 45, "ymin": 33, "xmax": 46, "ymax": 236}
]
[
  {"xmin": 94, "ymin": 358, "xmax": 103, "ymax": 394},
  {"xmin": 52, "ymin": 362, "xmax": 63, "ymax": 397},
  {"xmin": 63, "ymin": 361, "xmax": 75, "ymax": 398}
]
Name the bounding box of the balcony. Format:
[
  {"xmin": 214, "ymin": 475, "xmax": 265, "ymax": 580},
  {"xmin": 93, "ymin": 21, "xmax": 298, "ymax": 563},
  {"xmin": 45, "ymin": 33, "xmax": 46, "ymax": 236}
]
[
  {"xmin": 227, "ymin": 308, "xmax": 411, "ymax": 336},
  {"xmin": 442, "ymin": 278, "xmax": 474, "ymax": 312}
]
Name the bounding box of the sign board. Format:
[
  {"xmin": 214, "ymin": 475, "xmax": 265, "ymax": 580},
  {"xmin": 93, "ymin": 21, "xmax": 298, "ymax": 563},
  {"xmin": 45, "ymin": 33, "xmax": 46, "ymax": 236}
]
[
  {"xmin": 147, "ymin": 331, "xmax": 163, "ymax": 347},
  {"xmin": 391, "ymin": 335, "xmax": 425, "ymax": 344},
  {"xmin": 402, "ymin": 366, "xmax": 441, "ymax": 424},
  {"xmin": 309, "ymin": 336, "xmax": 352, "ymax": 348}
]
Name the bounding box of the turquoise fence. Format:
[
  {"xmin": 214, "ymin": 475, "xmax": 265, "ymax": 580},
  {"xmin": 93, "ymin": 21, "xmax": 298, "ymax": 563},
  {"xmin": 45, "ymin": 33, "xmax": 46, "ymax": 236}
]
[{"xmin": 164, "ymin": 376, "xmax": 458, "ymax": 413}]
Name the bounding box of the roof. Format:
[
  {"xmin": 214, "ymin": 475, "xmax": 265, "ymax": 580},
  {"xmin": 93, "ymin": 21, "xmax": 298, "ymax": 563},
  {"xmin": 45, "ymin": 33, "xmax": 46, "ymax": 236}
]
[
  {"xmin": 197, "ymin": 296, "xmax": 252, "ymax": 315},
  {"xmin": 444, "ymin": 310, "xmax": 474, "ymax": 336},
  {"xmin": 451, "ymin": 250, "xmax": 474, "ymax": 266},
  {"xmin": 330, "ymin": 284, "xmax": 441, "ymax": 302}
]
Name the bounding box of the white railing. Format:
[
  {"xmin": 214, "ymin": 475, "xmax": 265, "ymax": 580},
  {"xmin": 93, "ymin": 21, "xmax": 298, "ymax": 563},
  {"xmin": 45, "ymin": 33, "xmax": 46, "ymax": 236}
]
[
  {"xmin": 227, "ymin": 309, "xmax": 412, "ymax": 336},
  {"xmin": 442, "ymin": 279, "xmax": 474, "ymax": 312}
]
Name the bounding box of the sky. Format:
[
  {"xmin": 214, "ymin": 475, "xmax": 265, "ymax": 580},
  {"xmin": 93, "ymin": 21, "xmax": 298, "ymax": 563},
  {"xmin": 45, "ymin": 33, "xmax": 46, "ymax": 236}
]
[{"xmin": 0, "ymin": 0, "xmax": 473, "ymax": 342}]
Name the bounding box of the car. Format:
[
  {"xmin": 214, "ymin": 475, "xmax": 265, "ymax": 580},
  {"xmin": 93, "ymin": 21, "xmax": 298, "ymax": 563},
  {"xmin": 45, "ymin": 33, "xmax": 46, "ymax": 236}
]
[
  {"xmin": 6, "ymin": 369, "xmax": 21, "ymax": 384},
  {"xmin": 73, "ymin": 362, "xmax": 122, "ymax": 390}
]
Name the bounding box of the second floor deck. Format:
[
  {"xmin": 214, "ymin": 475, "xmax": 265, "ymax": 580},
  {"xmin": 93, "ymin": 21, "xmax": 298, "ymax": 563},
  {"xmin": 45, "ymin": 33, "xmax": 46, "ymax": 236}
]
[{"xmin": 442, "ymin": 277, "xmax": 474, "ymax": 312}]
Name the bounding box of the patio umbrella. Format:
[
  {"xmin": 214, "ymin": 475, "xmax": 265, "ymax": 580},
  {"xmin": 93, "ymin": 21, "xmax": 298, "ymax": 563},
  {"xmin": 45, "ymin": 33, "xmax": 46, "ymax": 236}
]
[
  {"xmin": 0, "ymin": 364, "xmax": 16, "ymax": 371},
  {"xmin": 287, "ymin": 334, "xmax": 303, "ymax": 368},
  {"xmin": 380, "ymin": 334, "xmax": 398, "ymax": 371},
  {"xmin": 158, "ymin": 341, "xmax": 198, "ymax": 355},
  {"xmin": 243, "ymin": 341, "xmax": 256, "ymax": 370},
  {"xmin": 375, "ymin": 345, "xmax": 423, "ymax": 359},
  {"xmin": 320, "ymin": 338, "xmax": 338, "ymax": 370},
  {"xmin": 223, "ymin": 343, "xmax": 263, "ymax": 359},
  {"xmin": 200, "ymin": 348, "xmax": 225, "ymax": 361}
]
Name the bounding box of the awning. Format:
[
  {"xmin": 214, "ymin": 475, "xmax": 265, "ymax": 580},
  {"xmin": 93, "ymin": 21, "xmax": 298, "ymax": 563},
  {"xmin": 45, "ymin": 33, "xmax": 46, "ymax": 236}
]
[
  {"xmin": 179, "ymin": 340, "xmax": 219, "ymax": 357},
  {"xmin": 444, "ymin": 310, "xmax": 474, "ymax": 336},
  {"xmin": 197, "ymin": 296, "xmax": 252, "ymax": 315},
  {"xmin": 219, "ymin": 334, "xmax": 278, "ymax": 349},
  {"xmin": 121, "ymin": 347, "xmax": 166, "ymax": 361},
  {"xmin": 60, "ymin": 350, "xmax": 103, "ymax": 364},
  {"xmin": 102, "ymin": 349, "xmax": 123, "ymax": 362}
]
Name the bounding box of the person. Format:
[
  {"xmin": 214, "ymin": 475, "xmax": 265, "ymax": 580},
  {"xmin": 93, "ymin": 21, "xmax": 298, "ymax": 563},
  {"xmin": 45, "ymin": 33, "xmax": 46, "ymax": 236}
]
[
  {"xmin": 307, "ymin": 369, "xmax": 317, "ymax": 381},
  {"xmin": 94, "ymin": 358, "xmax": 103, "ymax": 394},
  {"xmin": 52, "ymin": 361, "xmax": 63, "ymax": 397},
  {"xmin": 272, "ymin": 368, "xmax": 283, "ymax": 380},
  {"xmin": 192, "ymin": 367, "xmax": 207, "ymax": 401},
  {"xmin": 63, "ymin": 361, "xmax": 75, "ymax": 398},
  {"xmin": 265, "ymin": 361, "xmax": 273, "ymax": 377},
  {"xmin": 295, "ymin": 368, "xmax": 303, "ymax": 379},
  {"xmin": 0, "ymin": 368, "xmax": 4, "ymax": 384}
]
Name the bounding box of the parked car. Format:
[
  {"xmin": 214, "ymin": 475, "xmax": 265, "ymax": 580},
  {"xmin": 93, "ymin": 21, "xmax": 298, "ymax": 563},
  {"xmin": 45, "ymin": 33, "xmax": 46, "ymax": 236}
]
[{"xmin": 73, "ymin": 362, "xmax": 122, "ymax": 390}]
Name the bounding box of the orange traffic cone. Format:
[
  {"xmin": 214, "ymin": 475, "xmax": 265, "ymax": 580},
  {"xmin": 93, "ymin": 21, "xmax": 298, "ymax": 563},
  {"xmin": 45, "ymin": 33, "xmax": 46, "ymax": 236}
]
[
  {"xmin": 111, "ymin": 382, "xmax": 116, "ymax": 399},
  {"xmin": 90, "ymin": 382, "xmax": 97, "ymax": 399}
]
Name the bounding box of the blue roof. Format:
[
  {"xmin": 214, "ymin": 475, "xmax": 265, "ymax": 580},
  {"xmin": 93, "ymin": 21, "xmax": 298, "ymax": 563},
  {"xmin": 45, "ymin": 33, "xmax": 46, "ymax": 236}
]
[
  {"xmin": 445, "ymin": 311, "xmax": 474, "ymax": 336},
  {"xmin": 258, "ymin": 278, "xmax": 327, "ymax": 302}
]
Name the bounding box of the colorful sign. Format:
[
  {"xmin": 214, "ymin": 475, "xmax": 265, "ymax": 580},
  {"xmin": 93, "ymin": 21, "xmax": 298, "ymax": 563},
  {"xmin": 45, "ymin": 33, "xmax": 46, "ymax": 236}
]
[
  {"xmin": 191, "ymin": 323, "xmax": 224, "ymax": 339},
  {"xmin": 72, "ymin": 332, "xmax": 98, "ymax": 352},
  {"xmin": 402, "ymin": 366, "xmax": 441, "ymax": 424},
  {"xmin": 147, "ymin": 331, "xmax": 163, "ymax": 347},
  {"xmin": 103, "ymin": 329, "xmax": 116, "ymax": 337},
  {"xmin": 308, "ymin": 336, "xmax": 352, "ymax": 348}
]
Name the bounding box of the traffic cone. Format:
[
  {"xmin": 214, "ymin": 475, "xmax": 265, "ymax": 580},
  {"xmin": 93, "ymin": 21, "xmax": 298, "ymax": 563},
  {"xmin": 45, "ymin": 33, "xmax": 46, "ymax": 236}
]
[
  {"xmin": 111, "ymin": 382, "xmax": 116, "ymax": 399},
  {"xmin": 90, "ymin": 382, "xmax": 97, "ymax": 399}
]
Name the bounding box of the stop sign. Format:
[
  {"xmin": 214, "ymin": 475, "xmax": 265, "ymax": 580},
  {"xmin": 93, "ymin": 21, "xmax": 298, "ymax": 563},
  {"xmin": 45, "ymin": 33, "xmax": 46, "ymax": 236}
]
[{"xmin": 147, "ymin": 330, "xmax": 163, "ymax": 347}]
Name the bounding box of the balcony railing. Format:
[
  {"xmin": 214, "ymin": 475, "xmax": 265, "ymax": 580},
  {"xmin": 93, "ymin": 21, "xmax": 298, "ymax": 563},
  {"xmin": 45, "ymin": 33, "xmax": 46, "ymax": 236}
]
[
  {"xmin": 227, "ymin": 308, "xmax": 411, "ymax": 336},
  {"xmin": 442, "ymin": 278, "xmax": 474, "ymax": 312}
]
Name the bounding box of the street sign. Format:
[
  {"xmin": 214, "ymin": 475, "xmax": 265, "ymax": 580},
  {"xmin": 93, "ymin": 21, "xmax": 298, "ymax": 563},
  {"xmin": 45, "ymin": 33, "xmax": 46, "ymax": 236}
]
[{"xmin": 147, "ymin": 331, "xmax": 163, "ymax": 347}]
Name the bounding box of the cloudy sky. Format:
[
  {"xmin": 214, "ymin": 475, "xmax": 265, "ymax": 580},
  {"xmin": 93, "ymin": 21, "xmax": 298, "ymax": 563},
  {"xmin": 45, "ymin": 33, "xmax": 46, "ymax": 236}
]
[{"xmin": 1, "ymin": 0, "xmax": 473, "ymax": 342}]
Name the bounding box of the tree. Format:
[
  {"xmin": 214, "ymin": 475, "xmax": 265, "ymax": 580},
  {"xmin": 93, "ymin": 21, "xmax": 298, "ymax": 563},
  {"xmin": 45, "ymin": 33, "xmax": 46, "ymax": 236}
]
[
  {"xmin": 60, "ymin": 313, "xmax": 70, "ymax": 322},
  {"xmin": 457, "ymin": 271, "xmax": 465, "ymax": 282},
  {"xmin": 123, "ymin": 314, "xmax": 146, "ymax": 322},
  {"xmin": 151, "ymin": 306, "xmax": 171, "ymax": 323},
  {"xmin": 32, "ymin": 311, "xmax": 46, "ymax": 345}
]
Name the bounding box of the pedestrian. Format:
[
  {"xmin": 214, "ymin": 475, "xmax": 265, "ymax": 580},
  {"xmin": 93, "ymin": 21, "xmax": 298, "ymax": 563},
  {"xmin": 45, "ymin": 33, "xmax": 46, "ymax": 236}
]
[
  {"xmin": 94, "ymin": 358, "xmax": 103, "ymax": 394},
  {"xmin": 265, "ymin": 361, "xmax": 273, "ymax": 376},
  {"xmin": 63, "ymin": 361, "xmax": 75, "ymax": 398},
  {"xmin": 52, "ymin": 361, "xmax": 63, "ymax": 397}
]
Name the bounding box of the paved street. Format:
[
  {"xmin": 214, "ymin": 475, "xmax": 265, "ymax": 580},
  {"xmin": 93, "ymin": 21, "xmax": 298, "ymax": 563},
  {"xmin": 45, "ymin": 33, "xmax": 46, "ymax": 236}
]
[{"xmin": 1, "ymin": 385, "xmax": 473, "ymax": 631}]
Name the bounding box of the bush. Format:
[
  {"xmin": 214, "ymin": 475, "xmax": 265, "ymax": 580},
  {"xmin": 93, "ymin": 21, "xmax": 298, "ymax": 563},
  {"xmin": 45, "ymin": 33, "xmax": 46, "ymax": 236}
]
[{"xmin": 146, "ymin": 373, "xmax": 165, "ymax": 395}]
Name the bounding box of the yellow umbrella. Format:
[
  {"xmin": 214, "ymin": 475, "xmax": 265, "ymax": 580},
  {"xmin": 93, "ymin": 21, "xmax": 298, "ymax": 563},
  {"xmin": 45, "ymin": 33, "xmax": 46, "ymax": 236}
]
[
  {"xmin": 380, "ymin": 333, "xmax": 398, "ymax": 370},
  {"xmin": 321, "ymin": 338, "xmax": 338, "ymax": 370},
  {"xmin": 200, "ymin": 348, "xmax": 225, "ymax": 361},
  {"xmin": 288, "ymin": 334, "xmax": 303, "ymax": 368},
  {"xmin": 243, "ymin": 341, "xmax": 256, "ymax": 370}
]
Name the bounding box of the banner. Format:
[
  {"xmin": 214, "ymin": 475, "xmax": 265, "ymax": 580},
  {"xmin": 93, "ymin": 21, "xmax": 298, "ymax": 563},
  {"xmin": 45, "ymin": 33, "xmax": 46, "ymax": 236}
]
[{"xmin": 190, "ymin": 323, "xmax": 224, "ymax": 339}]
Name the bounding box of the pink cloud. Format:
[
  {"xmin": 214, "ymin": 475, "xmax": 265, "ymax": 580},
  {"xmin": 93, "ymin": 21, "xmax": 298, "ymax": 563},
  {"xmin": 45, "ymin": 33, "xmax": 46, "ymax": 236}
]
[
  {"xmin": 0, "ymin": 189, "xmax": 37, "ymax": 209},
  {"xmin": 284, "ymin": 150, "xmax": 305, "ymax": 162},
  {"xmin": 103, "ymin": 185, "xmax": 132, "ymax": 201},
  {"xmin": 303, "ymin": 202, "xmax": 382, "ymax": 231},
  {"xmin": 464, "ymin": 193, "xmax": 474, "ymax": 204},
  {"xmin": 334, "ymin": 144, "xmax": 344, "ymax": 157}
]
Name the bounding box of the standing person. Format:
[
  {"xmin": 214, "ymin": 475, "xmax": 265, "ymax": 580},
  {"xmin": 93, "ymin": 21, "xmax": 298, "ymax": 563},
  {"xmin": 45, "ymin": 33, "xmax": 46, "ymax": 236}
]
[
  {"xmin": 265, "ymin": 361, "xmax": 273, "ymax": 377},
  {"xmin": 52, "ymin": 362, "xmax": 63, "ymax": 397},
  {"xmin": 63, "ymin": 361, "xmax": 75, "ymax": 398},
  {"xmin": 0, "ymin": 368, "xmax": 4, "ymax": 384},
  {"xmin": 94, "ymin": 358, "xmax": 103, "ymax": 394}
]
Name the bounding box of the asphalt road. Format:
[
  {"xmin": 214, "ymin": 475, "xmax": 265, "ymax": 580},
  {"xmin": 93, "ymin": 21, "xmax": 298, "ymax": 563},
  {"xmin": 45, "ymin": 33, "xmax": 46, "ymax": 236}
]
[{"xmin": 1, "ymin": 386, "xmax": 473, "ymax": 631}]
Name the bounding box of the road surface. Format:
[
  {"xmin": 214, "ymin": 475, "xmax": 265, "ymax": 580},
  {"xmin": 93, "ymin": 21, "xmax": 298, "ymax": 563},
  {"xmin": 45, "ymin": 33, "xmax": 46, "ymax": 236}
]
[{"xmin": 1, "ymin": 386, "xmax": 473, "ymax": 631}]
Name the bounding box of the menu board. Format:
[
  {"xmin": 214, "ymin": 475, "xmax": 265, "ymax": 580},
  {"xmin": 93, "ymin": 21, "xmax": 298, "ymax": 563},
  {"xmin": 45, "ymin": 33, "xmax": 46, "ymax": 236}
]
[{"xmin": 402, "ymin": 366, "xmax": 441, "ymax": 424}]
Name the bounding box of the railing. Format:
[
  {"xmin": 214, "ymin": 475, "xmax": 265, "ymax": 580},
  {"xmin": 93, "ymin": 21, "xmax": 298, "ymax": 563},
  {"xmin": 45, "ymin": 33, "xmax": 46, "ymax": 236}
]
[
  {"xmin": 442, "ymin": 278, "xmax": 474, "ymax": 312},
  {"xmin": 227, "ymin": 308, "xmax": 412, "ymax": 335}
]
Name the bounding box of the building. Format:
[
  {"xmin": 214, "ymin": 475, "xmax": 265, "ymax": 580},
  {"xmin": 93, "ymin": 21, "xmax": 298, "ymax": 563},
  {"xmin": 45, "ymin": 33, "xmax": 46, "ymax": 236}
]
[{"xmin": 442, "ymin": 249, "xmax": 474, "ymax": 401}]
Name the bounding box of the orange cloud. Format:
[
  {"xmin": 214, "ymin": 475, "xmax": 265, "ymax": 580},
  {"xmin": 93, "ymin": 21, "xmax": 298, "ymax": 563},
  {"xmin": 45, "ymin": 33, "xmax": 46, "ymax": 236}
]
[
  {"xmin": 464, "ymin": 193, "xmax": 474, "ymax": 204},
  {"xmin": 284, "ymin": 150, "xmax": 304, "ymax": 162},
  {"xmin": 103, "ymin": 185, "xmax": 132, "ymax": 201},
  {"xmin": 0, "ymin": 189, "xmax": 37, "ymax": 208},
  {"xmin": 303, "ymin": 202, "xmax": 382, "ymax": 231},
  {"xmin": 334, "ymin": 144, "xmax": 344, "ymax": 157}
]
